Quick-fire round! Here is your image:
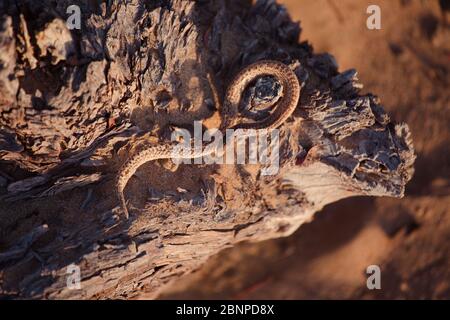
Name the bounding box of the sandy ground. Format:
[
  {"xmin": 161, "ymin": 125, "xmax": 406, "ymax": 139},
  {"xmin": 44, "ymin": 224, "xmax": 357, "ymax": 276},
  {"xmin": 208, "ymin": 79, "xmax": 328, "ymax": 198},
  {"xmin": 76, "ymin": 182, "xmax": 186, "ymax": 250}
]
[{"xmin": 159, "ymin": 0, "xmax": 450, "ymax": 299}]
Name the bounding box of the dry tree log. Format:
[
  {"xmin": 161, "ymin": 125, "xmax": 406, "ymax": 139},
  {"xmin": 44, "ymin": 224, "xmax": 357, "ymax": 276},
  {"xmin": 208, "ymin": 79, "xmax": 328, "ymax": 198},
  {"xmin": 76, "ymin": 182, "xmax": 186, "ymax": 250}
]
[{"xmin": 0, "ymin": 0, "xmax": 415, "ymax": 299}]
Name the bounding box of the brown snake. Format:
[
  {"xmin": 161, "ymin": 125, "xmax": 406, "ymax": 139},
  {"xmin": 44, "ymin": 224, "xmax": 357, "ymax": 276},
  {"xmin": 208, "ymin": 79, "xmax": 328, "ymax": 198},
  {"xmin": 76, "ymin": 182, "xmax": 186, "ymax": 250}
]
[{"xmin": 116, "ymin": 60, "xmax": 301, "ymax": 218}]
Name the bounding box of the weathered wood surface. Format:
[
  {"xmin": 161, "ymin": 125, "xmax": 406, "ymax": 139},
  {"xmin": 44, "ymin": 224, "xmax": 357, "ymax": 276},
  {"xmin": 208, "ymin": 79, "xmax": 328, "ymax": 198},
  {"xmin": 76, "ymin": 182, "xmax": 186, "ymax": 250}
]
[{"xmin": 0, "ymin": 0, "xmax": 414, "ymax": 299}]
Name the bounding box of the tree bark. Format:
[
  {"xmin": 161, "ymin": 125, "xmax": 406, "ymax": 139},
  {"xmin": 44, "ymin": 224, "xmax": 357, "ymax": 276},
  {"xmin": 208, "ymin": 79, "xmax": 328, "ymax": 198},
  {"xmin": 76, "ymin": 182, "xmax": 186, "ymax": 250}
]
[{"xmin": 0, "ymin": 0, "xmax": 415, "ymax": 299}]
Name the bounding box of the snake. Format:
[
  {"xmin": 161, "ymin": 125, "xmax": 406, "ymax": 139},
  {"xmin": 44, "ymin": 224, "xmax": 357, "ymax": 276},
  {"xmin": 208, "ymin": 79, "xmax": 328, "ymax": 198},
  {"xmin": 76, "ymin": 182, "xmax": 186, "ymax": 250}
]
[{"xmin": 115, "ymin": 60, "xmax": 301, "ymax": 218}]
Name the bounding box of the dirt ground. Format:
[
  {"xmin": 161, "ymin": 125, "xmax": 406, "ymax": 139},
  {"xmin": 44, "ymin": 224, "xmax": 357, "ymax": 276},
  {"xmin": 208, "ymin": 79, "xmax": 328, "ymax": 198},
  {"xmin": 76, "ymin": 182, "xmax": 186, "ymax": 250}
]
[{"xmin": 159, "ymin": 0, "xmax": 450, "ymax": 299}]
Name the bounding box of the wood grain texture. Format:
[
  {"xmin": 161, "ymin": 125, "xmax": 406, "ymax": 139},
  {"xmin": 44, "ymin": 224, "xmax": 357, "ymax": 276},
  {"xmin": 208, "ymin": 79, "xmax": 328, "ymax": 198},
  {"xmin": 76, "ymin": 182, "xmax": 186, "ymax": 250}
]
[{"xmin": 0, "ymin": 0, "xmax": 415, "ymax": 299}]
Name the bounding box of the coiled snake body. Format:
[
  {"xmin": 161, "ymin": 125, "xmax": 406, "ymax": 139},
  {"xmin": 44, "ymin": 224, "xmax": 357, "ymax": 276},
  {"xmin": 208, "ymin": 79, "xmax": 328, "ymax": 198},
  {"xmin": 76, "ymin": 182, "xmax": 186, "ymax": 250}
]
[{"xmin": 116, "ymin": 60, "xmax": 301, "ymax": 218}]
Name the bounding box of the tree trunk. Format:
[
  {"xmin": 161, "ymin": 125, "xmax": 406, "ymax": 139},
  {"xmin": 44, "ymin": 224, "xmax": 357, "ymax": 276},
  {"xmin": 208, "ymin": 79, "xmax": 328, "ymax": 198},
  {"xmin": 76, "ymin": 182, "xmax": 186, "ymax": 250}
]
[{"xmin": 0, "ymin": 0, "xmax": 415, "ymax": 299}]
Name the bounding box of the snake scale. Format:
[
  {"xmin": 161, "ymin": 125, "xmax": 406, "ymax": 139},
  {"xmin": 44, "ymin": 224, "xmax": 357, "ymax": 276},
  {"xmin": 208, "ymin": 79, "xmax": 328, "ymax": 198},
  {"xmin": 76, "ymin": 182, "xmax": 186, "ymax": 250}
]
[{"xmin": 116, "ymin": 60, "xmax": 301, "ymax": 218}]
